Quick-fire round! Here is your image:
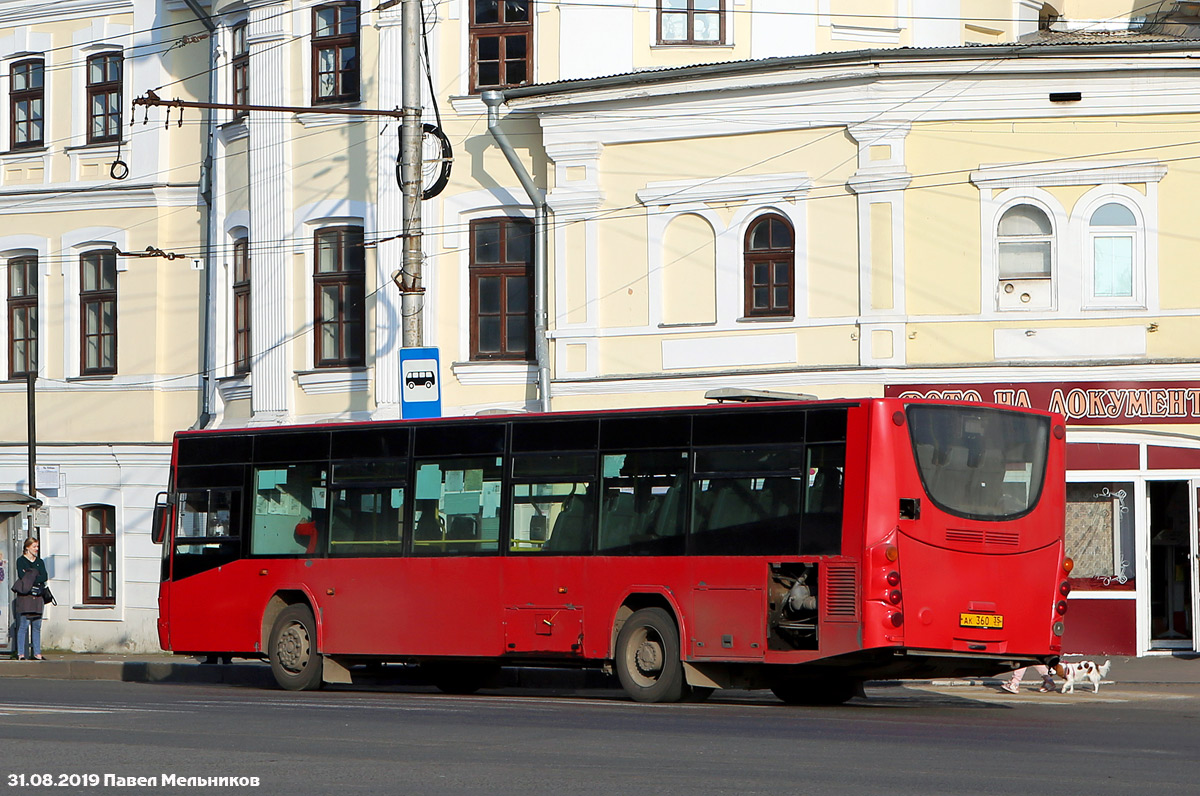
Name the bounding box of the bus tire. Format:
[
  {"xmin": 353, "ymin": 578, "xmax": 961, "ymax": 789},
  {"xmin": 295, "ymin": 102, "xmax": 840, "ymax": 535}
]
[
  {"xmin": 615, "ymin": 607, "xmax": 685, "ymax": 703},
  {"xmin": 268, "ymin": 604, "xmax": 323, "ymax": 691},
  {"xmin": 770, "ymin": 676, "xmax": 859, "ymax": 706}
]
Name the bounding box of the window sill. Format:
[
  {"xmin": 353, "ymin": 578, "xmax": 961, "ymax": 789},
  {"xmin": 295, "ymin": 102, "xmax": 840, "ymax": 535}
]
[
  {"xmin": 295, "ymin": 367, "xmax": 369, "ymax": 395},
  {"xmin": 217, "ymin": 373, "xmax": 252, "ymax": 403},
  {"xmin": 451, "ymin": 360, "xmax": 536, "ymax": 386},
  {"xmin": 650, "ymin": 43, "xmax": 733, "ymax": 49},
  {"xmin": 2, "ymin": 147, "xmax": 48, "ymax": 157},
  {"xmin": 66, "ymin": 374, "xmax": 115, "ymax": 382},
  {"xmin": 63, "ymin": 142, "xmax": 125, "ymax": 153},
  {"xmin": 737, "ymin": 315, "xmax": 794, "ymax": 323},
  {"xmin": 658, "ymin": 321, "xmax": 717, "ymax": 329}
]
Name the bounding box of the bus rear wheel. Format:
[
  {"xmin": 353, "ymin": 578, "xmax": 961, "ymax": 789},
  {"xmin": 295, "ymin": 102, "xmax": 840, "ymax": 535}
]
[
  {"xmin": 615, "ymin": 607, "xmax": 685, "ymax": 703},
  {"xmin": 770, "ymin": 676, "xmax": 859, "ymax": 706},
  {"xmin": 269, "ymin": 604, "xmax": 323, "ymax": 691}
]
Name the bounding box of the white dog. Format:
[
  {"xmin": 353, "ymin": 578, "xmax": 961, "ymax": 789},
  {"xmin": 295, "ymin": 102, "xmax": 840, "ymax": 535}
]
[{"xmin": 1052, "ymin": 659, "xmax": 1112, "ymax": 693}]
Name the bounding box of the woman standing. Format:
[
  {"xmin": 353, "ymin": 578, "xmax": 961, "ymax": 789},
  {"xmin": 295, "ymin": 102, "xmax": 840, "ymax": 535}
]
[{"xmin": 14, "ymin": 537, "xmax": 48, "ymax": 660}]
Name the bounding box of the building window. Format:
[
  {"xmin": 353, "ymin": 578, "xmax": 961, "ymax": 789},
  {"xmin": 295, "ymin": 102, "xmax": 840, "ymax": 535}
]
[
  {"xmin": 743, "ymin": 214, "xmax": 794, "ymax": 317},
  {"xmin": 82, "ymin": 504, "xmax": 116, "ymax": 605},
  {"xmin": 1088, "ymin": 202, "xmax": 1138, "ymax": 301},
  {"xmin": 312, "ymin": 3, "xmax": 359, "ymax": 104},
  {"xmin": 80, "ymin": 249, "xmax": 117, "ymax": 375},
  {"xmin": 470, "ymin": 0, "xmax": 532, "ymax": 91},
  {"xmin": 314, "ymin": 226, "xmax": 365, "ymax": 368},
  {"xmin": 87, "ymin": 53, "xmax": 122, "ymax": 144},
  {"xmin": 7, "ymin": 256, "xmax": 37, "ymax": 379},
  {"xmin": 469, "ymin": 217, "xmax": 533, "ymax": 360},
  {"xmin": 232, "ymin": 237, "xmax": 251, "ymax": 374},
  {"xmin": 232, "ymin": 23, "xmax": 249, "ymax": 116},
  {"xmin": 11, "ymin": 59, "xmax": 44, "ymax": 149},
  {"xmin": 658, "ymin": 0, "xmax": 725, "ymax": 45},
  {"xmin": 997, "ymin": 204, "xmax": 1053, "ymax": 279}
]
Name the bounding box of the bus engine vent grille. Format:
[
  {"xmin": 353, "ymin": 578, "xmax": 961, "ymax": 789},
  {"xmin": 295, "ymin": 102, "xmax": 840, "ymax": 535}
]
[
  {"xmin": 945, "ymin": 528, "xmax": 1020, "ymax": 547},
  {"xmin": 823, "ymin": 564, "xmax": 858, "ymax": 619}
]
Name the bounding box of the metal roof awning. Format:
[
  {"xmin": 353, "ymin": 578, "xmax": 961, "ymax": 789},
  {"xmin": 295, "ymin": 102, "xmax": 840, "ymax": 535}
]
[{"xmin": 0, "ymin": 491, "xmax": 41, "ymax": 512}]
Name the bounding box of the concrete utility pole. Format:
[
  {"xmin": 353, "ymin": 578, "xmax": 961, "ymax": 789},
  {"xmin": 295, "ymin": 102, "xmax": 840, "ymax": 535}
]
[{"xmin": 399, "ymin": 0, "xmax": 425, "ymax": 347}]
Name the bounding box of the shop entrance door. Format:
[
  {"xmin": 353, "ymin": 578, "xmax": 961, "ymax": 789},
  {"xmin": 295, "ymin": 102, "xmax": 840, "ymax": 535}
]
[{"xmin": 1146, "ymin": 481, "xmax": 1197, "ymax": 650}]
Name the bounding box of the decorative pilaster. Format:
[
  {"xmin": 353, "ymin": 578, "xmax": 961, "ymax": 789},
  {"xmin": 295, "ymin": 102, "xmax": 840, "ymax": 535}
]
[
  {"xmin": 847, "ymin": 122, "xmax": 911, "ymax": 367},
  {"xmin": 246, "ymin": 2, "xmax": 292, "ymax": 419}
]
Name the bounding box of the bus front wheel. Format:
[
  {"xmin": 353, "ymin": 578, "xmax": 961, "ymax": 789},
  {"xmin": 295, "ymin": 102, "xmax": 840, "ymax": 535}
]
[
  {"xmin": 268, "ymin": 604, "xmax": 323, "ymax": 691},
  {"xmin": 615, "ymin": 607, "xmax": 685, "ymax": 703}
]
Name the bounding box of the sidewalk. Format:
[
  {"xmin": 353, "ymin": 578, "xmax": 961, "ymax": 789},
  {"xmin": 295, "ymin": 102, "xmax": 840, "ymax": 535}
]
[{"xmin": 1, "ymin": 651, "xmax": 1197, "ymax": 689}]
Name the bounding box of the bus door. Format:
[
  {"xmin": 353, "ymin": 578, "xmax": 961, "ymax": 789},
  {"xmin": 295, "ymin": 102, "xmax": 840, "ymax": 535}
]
[
  {"xmin": 1146, "ymin": 480, "xmax": 1197, "ymax": 650},
  {"xmin": 503, "ymin": 463, "xmax": 593, "ymax": 656}
]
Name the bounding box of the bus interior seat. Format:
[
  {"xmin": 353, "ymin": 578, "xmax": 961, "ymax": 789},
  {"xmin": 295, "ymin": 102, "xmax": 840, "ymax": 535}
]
[
  {"xmin": 449, "ymin": 515, "xmax": 479, "ymax": 540},
  {"xmin": 808, "ymin": 469, "xmax": 843, "ymax": 513},
  {"xmin": 706, "ymin": 479, "xmax": 761, "ymax": 530},
  {"xmin": 761, "ymin": 477, "xmax": 800, "ymax": 517},
  {"xmin": 600, "ymin": 491, "xmax": 637, "ymax": 550},
  {"xmin": 414, "ymin": 510, "xmax": 442, "ymax": 541},
  {"xmin": 544, "ymin": 492, "xmax": 593, "ymax": 553}
]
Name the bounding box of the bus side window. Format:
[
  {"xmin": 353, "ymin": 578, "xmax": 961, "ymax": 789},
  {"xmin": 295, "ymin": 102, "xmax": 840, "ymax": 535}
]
[
  {"xmin": 802, "ymin": 444, "xmax": 845, "ymax": 556},
  {"xmin": 510, "ymin": 452, "xmax": 596, "ymax": 554},
  {"xmin": 328, "ymin": 459, "xmax": 407, "ymax": 557},
  {"xmin": 598, "ymin": 451, "xmax": 687, "ymax": 556},
  {"xmin": 173, "ymin": 488, "xmax": 241, "ymax": 579},
  {"xmin": 412, "ymin": 457, "xmax": 502, "ymax": 556},
  {"xmin": 250, "ymin": 464, "xmax": 327, "ymax": 556}
]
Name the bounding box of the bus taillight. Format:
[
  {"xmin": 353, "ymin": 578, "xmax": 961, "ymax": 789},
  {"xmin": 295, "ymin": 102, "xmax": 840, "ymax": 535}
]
[
  {"xmin": 1055, "ymin": 600, "xmax": 1068, "ymax": 615},
  {"xmin": 886, "ymin": 571, "xmax": 900, "ymax": 586},
  {"xmin": 1062, "ymin": 557, "xmax": 1074, "ymax": 575},
  {"xmin": 889, "ymin": 612, "xmax": 904, "ymax": 627},
  {"xmin": 1059, "ymin": 581, "xmax": 1071, "ymax": 597},
  {"xmin": 887, "ymin": 589, "xmax": 902, "ymax": 605},
  {"xmin": 884, "ymin": 545, "xmax": 898, "ymax": 562}
]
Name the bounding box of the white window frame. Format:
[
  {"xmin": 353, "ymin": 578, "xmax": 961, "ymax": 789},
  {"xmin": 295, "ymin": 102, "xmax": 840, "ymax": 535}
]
[{"xmin": 1075, "ymin": 186, "xmax": 1151, "ymax": 312}]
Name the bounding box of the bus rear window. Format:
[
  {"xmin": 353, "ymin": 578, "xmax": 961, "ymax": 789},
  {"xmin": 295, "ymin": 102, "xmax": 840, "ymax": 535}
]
[{"xmin": 906, "ymin": 405, "xmax": 1050, "ymax": 521}]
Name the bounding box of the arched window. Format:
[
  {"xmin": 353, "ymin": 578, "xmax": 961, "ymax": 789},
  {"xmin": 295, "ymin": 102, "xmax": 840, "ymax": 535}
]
[
  {"xmin": 997, "ymin": 204, "xmax": 1053, "ymax": 279},
  {"xmin": 743, "ymin": 214, "xmax": 794, "ymax": 318},
  {"xmin": 1088, "ymin": 202, "xmax": 1137, "ymax": 300}
]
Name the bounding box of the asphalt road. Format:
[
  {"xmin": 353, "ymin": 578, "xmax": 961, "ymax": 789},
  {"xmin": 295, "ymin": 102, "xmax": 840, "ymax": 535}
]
[{"xmin": 0, "ymin": 678, "xmax": 1197, "ymax": 795}]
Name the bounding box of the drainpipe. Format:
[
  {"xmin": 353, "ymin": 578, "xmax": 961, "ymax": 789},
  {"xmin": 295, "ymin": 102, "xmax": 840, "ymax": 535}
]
[
  {"xmin": 183, "ymin": 0, "xmax": 217, "ymax": 429},
  {"xmin": 481, "ymin": 90, "xmax": 551, "ymax": 413}
]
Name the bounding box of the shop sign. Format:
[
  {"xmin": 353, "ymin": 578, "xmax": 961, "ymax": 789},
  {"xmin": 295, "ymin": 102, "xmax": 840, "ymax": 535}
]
[{"xmin": 886, "ymin": 381, "xmax": 1200, "ymax": 425}]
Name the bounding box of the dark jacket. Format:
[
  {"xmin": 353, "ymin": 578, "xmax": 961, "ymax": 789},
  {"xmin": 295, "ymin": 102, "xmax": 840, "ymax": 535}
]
[
  {"xmin": 12, "ymin": 569, "xmax": 43, "ymax": 616},
  {"xmin": 13, "ymin": 556, "xmax": 50, "ymax": 616}
]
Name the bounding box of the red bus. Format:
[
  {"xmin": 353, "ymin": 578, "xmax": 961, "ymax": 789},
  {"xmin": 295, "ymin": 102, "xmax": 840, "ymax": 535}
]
[{"xmin": 153, "ymin": 397, "xmax": 1069, "ymax": 704}]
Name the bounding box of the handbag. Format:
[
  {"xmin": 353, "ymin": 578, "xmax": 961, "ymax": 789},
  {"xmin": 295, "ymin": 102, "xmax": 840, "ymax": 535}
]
[{"xmin": 11, "ymin": 568, "xmax": 36, "ymax": 595}]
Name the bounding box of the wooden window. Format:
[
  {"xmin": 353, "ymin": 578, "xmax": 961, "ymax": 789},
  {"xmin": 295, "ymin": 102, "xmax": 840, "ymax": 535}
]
[
  {"xmin": 7, "ymin": 256, "xmax": 37, "ymax": 379},
  {"xmin": 232, "ymin": 23, "xmax": 249, "ymax": 117},
  {"xmin": 312, "ymin": 3, "xmax": 359, "ymax": 104},
  {"xmin": 11, "ymin": 59, "xmax": 44, "ymax": 149},
  {"xmin": 313, "ymin": 227, "xmax": 365, "ymax": 368},
  {"xmin": 743, "ymin": 214, "xmax": 794, "ymax": 317},
  {"xmin": 658, "ymin": 0, "xmax": 725, "ymax": 45},
  {"xmin": 469, "ymin": 217, "xmax": 533, "ymax": 360},
  {"xmin": 80, "ymin": 249, "xmax": 117, "ymax": 375},
  {"xmin": 82, "ymin": 505, "xmax": 116, "ymax": 605},
  {"xmin": 232, "ymin": 238, "xmax": 251, "ymax": 374},
  {"xmin": 470, "ymin": 0, "xmax": 532, "ymax": 92},
  {"xmin": 87, "ymin": 53, "xmax": 122, "ymax": 144}
]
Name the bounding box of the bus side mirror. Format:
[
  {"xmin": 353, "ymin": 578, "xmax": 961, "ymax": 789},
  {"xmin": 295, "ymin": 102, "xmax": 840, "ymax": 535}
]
[{"xmin": 152, "ymin": 492, "xmax": 171, "ymax": 545}]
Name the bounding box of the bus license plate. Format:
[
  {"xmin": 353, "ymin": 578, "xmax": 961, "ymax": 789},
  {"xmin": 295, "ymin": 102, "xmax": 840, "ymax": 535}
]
[{"xmin": 959, "ymin": 612, "xmax": 1003, "ymax": 629}]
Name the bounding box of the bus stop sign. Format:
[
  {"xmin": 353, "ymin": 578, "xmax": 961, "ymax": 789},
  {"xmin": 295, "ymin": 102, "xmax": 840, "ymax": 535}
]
[{"xmin": 400, "ymin": 347, "xmax": 442, "ymax": 419}]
